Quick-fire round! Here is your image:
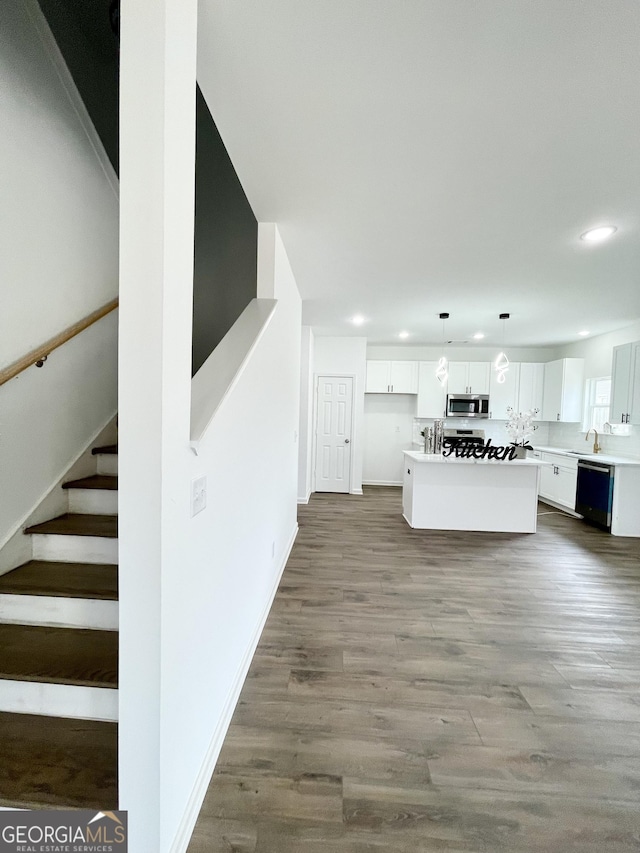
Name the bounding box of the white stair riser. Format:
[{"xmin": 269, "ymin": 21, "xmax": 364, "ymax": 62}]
[
  {"xmin": 32, "ymin": 534, "xmax": 118, "ymax": 564},
  {"xmin": 68, "ymin": 488, "xmax": 118, "ymax": 515},
  {"xmin": 0, "ymin": 594, "xmax": 118, "ymax": 631},
  {"xmin": 0, "ymin": 679, "xmax": 117, "ymax": 722},
  {"xmin": 96, "ymin": 454, "xmax": 118, "ymax": 475}
]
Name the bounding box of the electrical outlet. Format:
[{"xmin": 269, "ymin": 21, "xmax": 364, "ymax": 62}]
[{"xmin": 191, "ymin": 476, "xmax": 207, "ymax": 517}]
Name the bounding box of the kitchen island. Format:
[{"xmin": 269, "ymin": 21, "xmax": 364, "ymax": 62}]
[{"xmin": 403, "ymin": 450, "xmax": 548, "ymax": 534}]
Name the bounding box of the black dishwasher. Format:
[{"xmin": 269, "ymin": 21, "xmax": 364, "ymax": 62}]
[{"xmin": 575, "ymin": 460, "xmax": 615, "ymax": 532}]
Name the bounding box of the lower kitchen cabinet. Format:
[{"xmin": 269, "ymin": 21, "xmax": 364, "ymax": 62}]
[{"xmin": 537, "ymin": 451, "xmax": 578, "ymax": 510}]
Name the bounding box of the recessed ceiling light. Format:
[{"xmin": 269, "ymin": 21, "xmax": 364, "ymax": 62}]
[
  {"xmin": 580, "ymin": 226, "xmax": 617, "ymax": 243},
  {"xmin": 473, "ymin": 332, "xmax": 485, "ymax": 340},
  {"xmin": 578, "ymin": 330, "xmax": 590, "ymax": 336},
  {"xmin": 351, "ymin": 314, "xmax": 366, "ymax": 326},
  {"xmin": 398, "ymin": 331, "xmax": 409, "ymax": 339}
]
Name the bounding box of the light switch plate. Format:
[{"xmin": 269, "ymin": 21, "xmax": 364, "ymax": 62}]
[{"xmin": 191, "ymin": 475, "xmax": 207, "ymax": 517}]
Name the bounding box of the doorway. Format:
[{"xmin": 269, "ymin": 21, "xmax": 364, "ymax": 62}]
[{"xmin": 314, "ymin": 375, "xmax": 353, "ymax": 493}]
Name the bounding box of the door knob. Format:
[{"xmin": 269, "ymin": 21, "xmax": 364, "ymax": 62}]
[{"xmin": 345, "ymin": 438, "xmax": 350, "ymax": 444}]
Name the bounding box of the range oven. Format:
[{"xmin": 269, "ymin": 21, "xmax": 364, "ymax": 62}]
[{"xmin": 446, "ymin": 394, "xmax": 490, "ymax": 419}]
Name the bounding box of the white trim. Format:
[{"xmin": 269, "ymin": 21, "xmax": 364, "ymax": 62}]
[
  {"xmin": 297, "ymin": 488, "xmax": 312, "ymax": 505},
  {"xmin": 0, "ymin": 679, "xmax": 118, "ymax": 722},
  {"xmin": 362, "ymin": 480, "xmax": 402, "ymax": 487},
  {"xmin": 23, "ymin": 0, "xmax": 119, "ymax": 202},
  {"xmin": 168, "ymin": 522, "xmax": 298, "ymax": 853},
  {"xmin": 0, "ymin": 594, "xmax": 118, "ymax": 631},
  {"xmin": 312, "ymin": 373, "xmax": 356, "ymax": 495},
  {"xmin": 350, "ymin": 488, "xmax": 364, "ymax": 495}
]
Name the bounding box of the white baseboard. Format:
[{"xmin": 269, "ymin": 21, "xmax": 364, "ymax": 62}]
[
  {"xmin": 297, "ymin": 491, "xmax": 311, "ymax": 505},
  {"xmin": 362, "ymin": 480, "xmax": 402, "ymax": 487},
  {"xmin": 168, "ymin": 522, "xmax": 298, "ymax": 853},
  {"xmin": 350, "ymin": 488, "xmax": 364, "ymax": 495}
]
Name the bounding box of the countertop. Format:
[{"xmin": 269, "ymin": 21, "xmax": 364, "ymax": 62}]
[
  {"xmin": 531, "ymin": 446, "xmax": 640, "ymax": 467},
  {"xmin": 404, "ymin": 450, "xmax": 546, "ymax": 466}
]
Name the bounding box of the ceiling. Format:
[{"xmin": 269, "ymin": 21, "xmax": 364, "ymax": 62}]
[{"xmin": 197, "ymin": 1, "xmax": 640, "ymax": 348}]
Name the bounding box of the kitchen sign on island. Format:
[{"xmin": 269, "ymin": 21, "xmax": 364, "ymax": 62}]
[{"xmin": 402, "ymin": 450, "xmax": 549, "ymax": 534}]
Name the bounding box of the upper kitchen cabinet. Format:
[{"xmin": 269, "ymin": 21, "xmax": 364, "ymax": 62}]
[
  {"xmin": 365, "ymin": 360, "xmax": 418, "ymax": 394},
  {"xmin": 447, "ymin": 362, "xmax": 491, "ymax": 395},
  {"xmin": 541, "ymin": 358, "xmax": 584, "ymax": 422},
  {"xmin": 517, "ymin": 363, "xmax": 544, "ymax": 419},
  {"xmin": 489, "ymin": 363, "xmax": 520, "ymax": 419},
  {"xmin": 610, "ymin": 341, "xmax": 640, "ymax": 424},
  {"xmin": 416, "ymin": 361, "xmax": 447, "ymax": 418}
]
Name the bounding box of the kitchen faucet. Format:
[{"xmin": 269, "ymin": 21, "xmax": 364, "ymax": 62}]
[{"xmin": 585, "ymin": 428, "xmax": 601, "ymax": 454}]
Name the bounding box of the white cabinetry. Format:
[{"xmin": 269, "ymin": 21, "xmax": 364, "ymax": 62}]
[
  {"xmin": 366, "ymin": 361, "xmax": 418, "ymax": 394},
  {"xmin": 541, "ymin": 358, "xmax": 584, "ymax": 422},
  {"xmin": 416, "ymin": 362, "xmax": 447, "ymax": 418},
  {"xmin": 610, "ymin": 341, "xmax": 640, "ymax": 424},
  {"xmin": 448, "ymin": 362, "xmax": 490, "ymax": 394},
  {"xmin": 538, "ymin": 452, "xmax": 578, "ymax": 510},
  {"xmin": 489, "ymin": 363, "xmax": 520, "ymax": 420},
  {"xmin": 518, "ymin": 363, "xmax": 544, "ymax": 419}
]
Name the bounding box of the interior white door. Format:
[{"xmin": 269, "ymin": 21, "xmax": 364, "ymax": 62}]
[{"xmin": 315, "ymin": 376, "xmax": 354, "ymax": 493}]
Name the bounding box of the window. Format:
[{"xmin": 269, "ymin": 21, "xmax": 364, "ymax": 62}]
[{"xmin": 583, "ymin": 377, "xmax": 611, "ymax": 432}]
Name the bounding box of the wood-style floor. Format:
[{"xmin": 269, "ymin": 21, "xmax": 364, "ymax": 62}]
[{"xmin": 188, "ymin": 487, "xmax": 640, "ymax": 853}]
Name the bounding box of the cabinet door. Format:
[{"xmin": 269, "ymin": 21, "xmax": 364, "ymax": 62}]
[
  {"xmin": 390, "ymin": 361, "xmax": 418, "ymax": 393},
  {"xmin": 630, "ymin": 343, "xmax": 640, "ymax": 424},
  {"xmin": 560, "ymin": 359, "xmax": 585, "ymax": 422},
  {"xmin": 489, "ymin": 363, "xmax": 520, "ymax": 420},
  {"xmin": 518, "ymin": 363, "xmax": 544, "ymax": 419},
  {"xmin": 539, "ymin": 461, "xmax": 555, "ymax": 500},
  {"xmin": 447, "ymin": 363, "xmax": 469, "ymax": 394},
  {"xmin": 416, "ymin": 362, "xmax": 447, "ymax": 418},
  {"xmin": 542, "ymin": 360, "xmax": 563, "ymax": 421},
  {"xmin": 555, "ymin": 466, "xmax": 578, "ymax": 510},
  {"xmin": 610, "ymin": 344, "xmax": 632, "ymax": 423},
  {"xmin": 365, "ymin": 361, "xmax": 391, "ymax": 393},
  {"xmin": 468, "ymin": 362, "xmax": 491, "ymax": 394}
]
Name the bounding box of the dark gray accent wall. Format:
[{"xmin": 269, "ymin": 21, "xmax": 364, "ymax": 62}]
[
  {"xmin": 36, "ymin": 0, "xmax": 119, "ymax": 173},
  {"xmin": 35, "ymin": 3, "xmax": 258, "ymax": 375},
  {"xmin": 192, "ymin": 87, "xmax": 258, "ymax": 375}
]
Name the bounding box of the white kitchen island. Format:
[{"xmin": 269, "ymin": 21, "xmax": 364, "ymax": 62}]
[{"xmin": 403, "ymin": 450, "xmax": 548, "ymax": 534}]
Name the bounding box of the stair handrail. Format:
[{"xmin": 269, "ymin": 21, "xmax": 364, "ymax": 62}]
[{"xmin": 0, "ymin": 297, "xmax": 119, "ymax": 387}]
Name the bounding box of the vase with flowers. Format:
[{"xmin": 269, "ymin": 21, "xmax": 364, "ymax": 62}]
[{"xmin": 505, "ymin": 407, "xmax": 539, "ymax": 458}]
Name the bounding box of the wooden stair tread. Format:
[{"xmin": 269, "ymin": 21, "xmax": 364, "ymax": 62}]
[
  {"xmin": 25, "ymin": 513, "xmax": 118, "ymax": 538},
  {"xmin": 0, "ymin": 624, "xmax": 117, "ymax": 688},
  {"xmin": 91, "ymin": 444, "xmax": 118, "ymax": 455},
  {"xmin": 0, "ymin": 711, "xmax": 117, "ymax": 810},
  {"xmin": 0, "ymin": 561, "xmax": 118, "ymax": 600},
  {"xmin": 62, "ymin": 474, "xmax": 118, "ymax": 491}
]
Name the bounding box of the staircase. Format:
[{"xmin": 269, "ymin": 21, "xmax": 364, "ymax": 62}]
[{"xmin": 0, "ymin": 445, "xmax": 118, "ymax": 809}]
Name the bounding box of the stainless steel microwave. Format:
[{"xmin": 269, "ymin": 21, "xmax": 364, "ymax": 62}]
[{"xmin": 446, "ymin": 394, "xmax": 490, "ymax": 419}]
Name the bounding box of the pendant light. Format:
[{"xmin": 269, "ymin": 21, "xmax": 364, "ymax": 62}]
[
  {"xmin": 495, "ymin": 313, "xmax": 510, "ymax": 384},
  {"xmin": 435, "ymin": 312, "xmax": 449, "ymax": 386}
]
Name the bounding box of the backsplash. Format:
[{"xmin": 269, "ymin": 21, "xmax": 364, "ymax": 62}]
[
  {"xmin": 547, "ymin": 421, "xmax": 640, "ymax": 458},
  {"xmin": 413, "ymin": 418, "xmax": 550, "ymax": 447}
]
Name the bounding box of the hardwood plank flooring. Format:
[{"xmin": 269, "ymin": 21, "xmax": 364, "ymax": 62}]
[
  {"xmin": 62, "ymin": 475, "xmax": 118, "ymax": 490},
  {"xmin": 0, "ymin": 712, "xmax": 117, "ymax": 809},
  {"xmin": 188, "ymin": 487, "xmax": 640, "ymax": 853},
  {"xmin": 25, "ymin": 513, "xmax": 118, "ymax": 538},
  {"xmin": 0, "ymin": 624, "xmax": 117, "ymax": 687},
  {"xmin": 0, "ymin": 560, "xmax": 118, "ymax": 600}
]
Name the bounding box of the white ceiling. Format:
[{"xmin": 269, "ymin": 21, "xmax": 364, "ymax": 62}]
[{"xmin": 197, "ymin": 1, "xmax": 640, "ymax": 347}]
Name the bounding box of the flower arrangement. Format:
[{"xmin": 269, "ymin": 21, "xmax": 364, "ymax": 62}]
[{"xmin": 505, "ymin": 407, "xmax": 539, "ymax": 449}]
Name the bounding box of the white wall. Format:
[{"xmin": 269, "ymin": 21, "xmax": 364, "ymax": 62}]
[
  {"xmin": 363, "ymin": 394, "xmax": 415, "ymax": 485},
  {"xmin": 298, "ymin": 326, "xmax": 315, "ymax": 501},
  {"xmin": 312, "ymin": 336, "xmax": 367, "ymax": 494},
  {"xmin": 118, "ymin": 19, "xmax": 302, "ymax": 843},
  {"xmin": 0, "ymin": 0, "xmax": 118, "ymax": 559},
  {"xmin": 0, "ymin": 0, "xmax": 118, "ymax": 368}
]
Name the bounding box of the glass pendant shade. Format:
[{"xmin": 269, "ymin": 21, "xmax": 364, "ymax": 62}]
[
  {"xmin": 494, "ymin": 351, "xmax": 509, "ymax": 384},
  {"xmin": 436, "ymin": 355, "xmax": 448, "ymax": 386},
  {"xmin": 494, "ymin": 313, "xmax": 510, "ymax": 384}
]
